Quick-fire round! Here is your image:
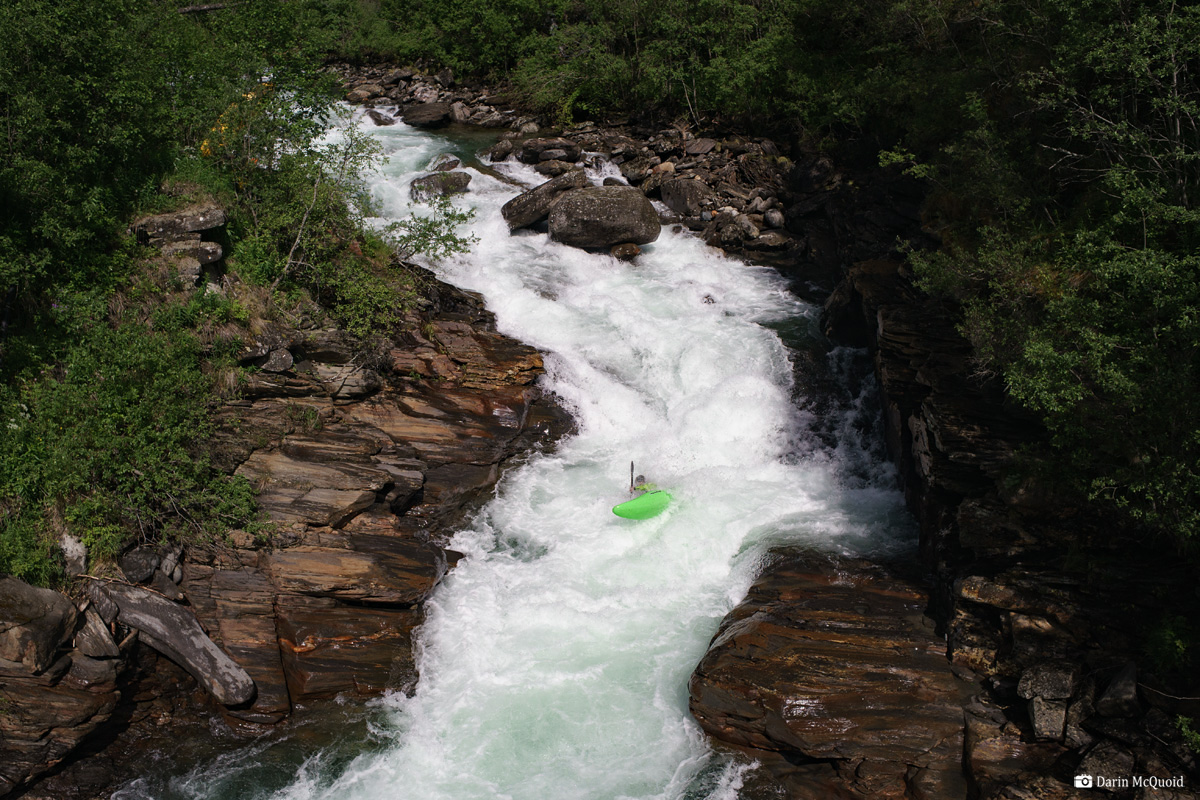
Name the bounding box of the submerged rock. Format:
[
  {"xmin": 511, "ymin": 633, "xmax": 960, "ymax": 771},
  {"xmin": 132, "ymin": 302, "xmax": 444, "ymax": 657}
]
[{"xmin": 610, "ymin": 242, "xmax": 641, "ymax": 261}]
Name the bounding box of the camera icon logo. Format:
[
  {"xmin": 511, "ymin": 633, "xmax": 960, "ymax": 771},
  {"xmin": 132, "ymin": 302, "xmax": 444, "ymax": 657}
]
[{"xmin": 1075, "ymin": 775, "xmax": 1094, "ymax": 788}]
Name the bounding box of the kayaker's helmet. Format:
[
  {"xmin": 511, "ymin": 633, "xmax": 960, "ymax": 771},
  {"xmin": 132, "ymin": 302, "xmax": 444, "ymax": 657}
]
[{"xmin": 634, "ymin": 475, "xmax": 646, "ymax": 485}]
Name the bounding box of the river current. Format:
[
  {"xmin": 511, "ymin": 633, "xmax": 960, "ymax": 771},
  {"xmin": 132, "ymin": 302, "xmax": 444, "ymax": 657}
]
[{"xmin": 117, "ymin": 113, "xmax": 914, "ymax": 800}]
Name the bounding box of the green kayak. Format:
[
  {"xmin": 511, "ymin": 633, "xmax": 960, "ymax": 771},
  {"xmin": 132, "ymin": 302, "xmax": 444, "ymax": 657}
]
[{"xmin": 612, "ymin": 490, "xmax": 672, "ymax": 520}]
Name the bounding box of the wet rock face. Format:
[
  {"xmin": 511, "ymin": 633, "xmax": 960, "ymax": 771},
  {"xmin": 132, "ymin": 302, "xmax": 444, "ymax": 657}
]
[
  {"xmin": 276, "ymin": 600, "xmax": 423, "ymax": 700},
  {"xmin": 547, "ymin": 185, "xmax": 661, "ymax": 248},
  {"xmin": 689, "ymin": 550, "xmax": 972, "ymax": 798}
]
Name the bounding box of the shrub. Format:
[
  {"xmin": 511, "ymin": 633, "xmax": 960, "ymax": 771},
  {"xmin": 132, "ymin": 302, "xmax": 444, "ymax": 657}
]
[{"xmin": 0, "ymin": 302, "xmax": 261, "ymax": 581}]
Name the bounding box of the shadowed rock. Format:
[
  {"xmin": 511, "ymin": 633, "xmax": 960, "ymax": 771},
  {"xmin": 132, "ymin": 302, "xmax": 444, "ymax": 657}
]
[
  {"xmin": 548, "ymin": 185, "xmax": 661, "ymax": 248},
  {"xmin": 0, "ymin": 577, "xmax": 78, "ymax": 673},
  {"xmin": 517, "ymin": 137, "xmax": 582, "ymax": 164},
  {"xmin": 689, "ymin": 551, "xmax": 971, "ymax": 798},
  {"xmin": 660, "ymin": 177, "xmax": 716, "ymax": 217},
  {"xmin": 402, "ymin": 102, "xmax": 452, "ymax": 128},
  {"xmin": 75, "ymin": 608, "xmax": 120, "ymax": 658},
  {"xmin": 208, "ymin": 568, "xmax": 291, "ymax": 726},
  {"xmin": 276, "ymin": 599, "xmax": 423, "ymax": 700},
  {"xmin": 96, "ymin": 581, "xmax": 255, "ymax": 706}
]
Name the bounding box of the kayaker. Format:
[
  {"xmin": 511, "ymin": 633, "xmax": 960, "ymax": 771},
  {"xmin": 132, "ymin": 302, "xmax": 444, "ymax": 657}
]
[{"xmin": 632, "ymin": 475, "xmax": 657, "ymax": 495}]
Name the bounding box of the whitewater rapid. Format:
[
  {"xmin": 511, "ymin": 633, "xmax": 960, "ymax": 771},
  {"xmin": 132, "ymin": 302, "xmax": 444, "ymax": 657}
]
[{"xmin": 120, "ymin": 114, "xmax": 914, "ymax": 800}]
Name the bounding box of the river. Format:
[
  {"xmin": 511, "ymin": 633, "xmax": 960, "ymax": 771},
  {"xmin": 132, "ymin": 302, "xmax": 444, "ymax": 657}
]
[{"xmin": 116, "ymin": 113, "xmax": 914, "ymax": 800}]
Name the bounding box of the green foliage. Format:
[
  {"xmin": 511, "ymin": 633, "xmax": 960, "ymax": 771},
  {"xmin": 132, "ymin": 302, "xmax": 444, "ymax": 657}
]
[
  {"xmin": 0, "ymin": 0, "xmax": 344, "ymax": 300},
  {"xmin": 889, "ymin": 0, "xmax": 1200, "ymax": 543},
  {"xmin": 0, "ymin": 298, "xmax": 261, "ymax": 581},
  {"xmin": 1146, "ymin": 614, "xmax": 1199, "ymax": 679},
  {"xmin": 0, "ymin": 516, "xmax": 63, "ymax": 587},
  {"xmin": 0, "ymin": 0, "xmax": 380, "ymax": 584},
  {"xmin": 385, "ymin": 197, "xmax": 477, "ymax": 262},
  {"xmin": 1179, "ymin": 717, "xmax": 1200, "ymax": 754},
  {"xmin": 0, "ymin": 0, "xmax": 172, "ymax": 296}
]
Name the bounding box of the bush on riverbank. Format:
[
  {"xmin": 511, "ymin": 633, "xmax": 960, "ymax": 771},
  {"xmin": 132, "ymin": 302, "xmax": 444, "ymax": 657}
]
[{"xmin": 0, "ymin": 0, "xmax": 453, "ymax": 584}]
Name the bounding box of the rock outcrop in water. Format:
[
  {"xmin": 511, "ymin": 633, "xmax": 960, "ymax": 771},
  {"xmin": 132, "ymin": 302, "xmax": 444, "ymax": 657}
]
[
  {"xmin": 547, "ymin": 185, "xmax": 661, "ymax": 248},
  {"xmin": 501, "ymin": 169, "xmax": 590, "ymax": 230},
  {"xmin": 690, "ymin": 551, "xmax": 973, "ymax": 799}
]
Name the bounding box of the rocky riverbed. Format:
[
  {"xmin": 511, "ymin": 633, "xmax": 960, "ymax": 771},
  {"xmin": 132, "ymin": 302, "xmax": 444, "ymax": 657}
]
[{"xmin": 4, "ymin": 63, "xmax": 1199, "ymax": 800}]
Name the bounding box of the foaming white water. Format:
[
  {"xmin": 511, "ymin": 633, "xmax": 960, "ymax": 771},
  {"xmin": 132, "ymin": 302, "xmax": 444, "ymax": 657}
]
[{"xmin": 140, "ymin": 114, "xmax": 913, "ymax": 800}]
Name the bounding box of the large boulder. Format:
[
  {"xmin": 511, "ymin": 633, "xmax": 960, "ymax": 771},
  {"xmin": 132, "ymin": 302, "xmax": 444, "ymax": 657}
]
[
  {"xmin": 0, "ymin": 577, "xmax": 78, "ymax": 673},
  {"xmin": 660, "ymin": 177, "xmax": 716, "ymax": 217},
  {"xmin": 97, "ymin": 581, "xmax": 256, "ymax": 706},
  {"xmin": 501, "ymin": 169, "xmax": 589, "ymax": 230},
  {"xmin": 548, "ymin": 186, "xmax": 661, "ymax": 248},
  {"xmin": 517, "ymin": 137, "xmax": 582, "ymax": 165},
  {"xmin": 402, "ymin": 102, "xmax": 452, "ymax": 128},
  {"xmin": 410, "ymin": 171, "xmax": 471, "ymax": 203}
]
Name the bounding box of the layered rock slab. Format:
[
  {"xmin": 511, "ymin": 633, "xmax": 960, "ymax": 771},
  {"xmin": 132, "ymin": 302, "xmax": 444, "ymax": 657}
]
[
  {"xmin": 265, "ymin": 533, "xmax": 445, "ymax": 606},
  {"xmin": 689, "ymin": 551, "xmax": 971, "ymax": 798},
  {"xmin": 276, "ymin": 599, "xmax": 423, "ymax": 700}
]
